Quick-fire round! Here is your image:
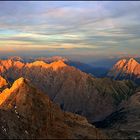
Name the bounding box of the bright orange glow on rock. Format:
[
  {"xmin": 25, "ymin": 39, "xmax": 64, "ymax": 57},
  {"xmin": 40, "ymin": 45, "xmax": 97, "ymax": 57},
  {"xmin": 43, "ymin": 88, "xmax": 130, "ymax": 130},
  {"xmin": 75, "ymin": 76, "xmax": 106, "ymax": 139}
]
[
  {"xmin": 26, "ymin": 61, "xmax": 49, "ymax": 68},
  {"xmin": 26, "ymin": 60, "xmax": 67, "ymax": 70},
  {"xmin": 0, "ymin": 76, "xmax": 7, "ymax": 88},
  {"xmin": 0, "ymin": 77, "xmax": 25, "ymax": 105},
  {"xmin": 50, "ymin": 60, "xmax": 67, "ymax": 70},
  {"xmin": 108, "ymin": 58, "xmax": 140, "ymax": 80}
]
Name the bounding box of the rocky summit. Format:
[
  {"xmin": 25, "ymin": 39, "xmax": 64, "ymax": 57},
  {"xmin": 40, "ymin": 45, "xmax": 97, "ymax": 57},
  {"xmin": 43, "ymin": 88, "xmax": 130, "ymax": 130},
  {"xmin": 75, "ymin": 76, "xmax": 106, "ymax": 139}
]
[
  {"xmin": 0, "ymin": 77, "xmax": 107, "ymax": 139},
  {"xmin": 108, "ymin": 58, "xmax": 140, "ymax": 84}
]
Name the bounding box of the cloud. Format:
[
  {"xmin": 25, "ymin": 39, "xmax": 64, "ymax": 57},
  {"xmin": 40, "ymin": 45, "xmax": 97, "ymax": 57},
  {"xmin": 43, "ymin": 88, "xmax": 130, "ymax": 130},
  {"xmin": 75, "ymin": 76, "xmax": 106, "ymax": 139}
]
[{"xmin": 0, "ymin": 1, "xmax": 140, "ymax": 57}]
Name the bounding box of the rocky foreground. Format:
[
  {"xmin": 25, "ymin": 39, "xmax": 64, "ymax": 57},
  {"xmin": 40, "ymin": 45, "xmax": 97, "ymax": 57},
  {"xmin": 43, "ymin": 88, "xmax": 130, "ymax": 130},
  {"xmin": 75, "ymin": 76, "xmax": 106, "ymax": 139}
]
[{"xmin": 0, "ymin": 77, "xmax": 107, "ymax": 139}]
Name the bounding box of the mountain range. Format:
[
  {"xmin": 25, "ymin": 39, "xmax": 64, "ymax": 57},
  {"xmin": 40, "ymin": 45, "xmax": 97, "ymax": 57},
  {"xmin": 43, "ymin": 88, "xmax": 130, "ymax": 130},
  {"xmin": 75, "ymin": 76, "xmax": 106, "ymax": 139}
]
[
  {"xmin": 0, "ymin": 59, "xmax": 136, "ymax": 122},
  {"xmin": 0, "ymin": 57, "xmax": 139, "ymax": 138},
  {"xmin": 6, "ymin": 56, "xmax": 109, "ymax": 77}
]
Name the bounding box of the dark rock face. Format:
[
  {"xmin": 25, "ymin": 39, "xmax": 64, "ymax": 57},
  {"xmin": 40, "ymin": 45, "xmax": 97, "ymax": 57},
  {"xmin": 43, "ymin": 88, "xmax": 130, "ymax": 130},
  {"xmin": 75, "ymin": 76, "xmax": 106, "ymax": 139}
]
[
  {"xmin": 0, "ymin": 77, "xmax": 107, "ymax": 139},
  {"xmin": 95, "ymin": 89, "xmax": 140, "ymax": 139}
]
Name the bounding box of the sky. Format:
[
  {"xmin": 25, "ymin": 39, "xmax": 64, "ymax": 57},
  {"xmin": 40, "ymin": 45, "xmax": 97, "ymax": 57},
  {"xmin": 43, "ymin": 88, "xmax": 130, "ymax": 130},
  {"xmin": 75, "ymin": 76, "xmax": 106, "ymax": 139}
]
[{"xmin": 0, "ymin": 1, "xmax": 140, "ymax": 61}]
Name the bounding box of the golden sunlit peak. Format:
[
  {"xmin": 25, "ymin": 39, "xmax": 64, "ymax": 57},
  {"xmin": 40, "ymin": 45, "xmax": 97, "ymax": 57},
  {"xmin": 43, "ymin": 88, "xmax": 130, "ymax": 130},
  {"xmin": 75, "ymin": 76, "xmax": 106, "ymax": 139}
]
[
  {"xmin": 26, "ymin": 60, "xmax": 67, "ymax": 70},
  {"xmin": 5, "ymin": 77, "xmax": 27, "ymax": 93},
  {"xmin": 119, "ymin": 59, "xmax": 127, "ymax": 63},
  {"xmin": 0, "ymin": 76, "xmax": 7, "ymax": 88},
  {"xmin": 26, "ymin": 61, "xmax": 49, "ymax": 68},
  {"xmin": 0, "ymin": 77, "xmax": 29, "ymax": 107},
  {"xmin": 129, "ymin": 58, "xmax": 135, "ymax": 61},
  {"xmin": 12, "ymin": 77, "xmax": 25, "ymax": 87},
  {"xmin": 128, "ymin": 58, "xmax": 138, "ymax": 63},
  {"xmin": 0, "ymin": 77, "xmax": 26, "ymax": 104},
  {"xmin": 0, "ymin": 78, "xmax": 26, "ymax": 106},
  {"xmin": 128, "ymin": 58, "xmax": 140, "ymax": 69},
  {"xmin": 31, "ymin": 61, "xmax": 49, "ymax": 66},
  {"xmin": 50, "ymin": 60, "xmax": 67, "ymax": 70},
  {"xmin": 114, "ymin": 59, "xmax": 127, "ymax": 68}
]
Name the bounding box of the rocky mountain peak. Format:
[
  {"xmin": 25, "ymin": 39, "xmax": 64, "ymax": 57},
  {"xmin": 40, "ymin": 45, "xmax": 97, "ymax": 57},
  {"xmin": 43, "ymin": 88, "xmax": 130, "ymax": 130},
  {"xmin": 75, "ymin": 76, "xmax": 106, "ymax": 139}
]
[
  {"xmin": 129, "ymin": 57, "xmax": 136, "ymax": 62},
  {"xmin": 31, "ymin": 61, "xmax": 48, "ymax": 66},
  {"xmin": 114, "ymin": 59, "xmax": 127, "ymax": 69},
  {"xmin": 11, "ymin": 77, "xmax": 26, "ymax": 89},
  {"xmin": 127, "ymin": 57, "xmax": 139, "ymax": 66},
  {"xmin": 0, "ymin": 77, "xmax": 27, "ymax": 106},
  {"xmin": 26, "ymin": 60, "xmax": 67, "ymax": 70},
  {"xmin": 0, "ymin": 77, "xmax": 107, "ymax": 139},
  {"xmin": 50, "ymin": 60, "xmax": 67, "ymax": 70},
  {"xmin": 108, "ymin": 58, "xmax": 140, "ymax": 83}
]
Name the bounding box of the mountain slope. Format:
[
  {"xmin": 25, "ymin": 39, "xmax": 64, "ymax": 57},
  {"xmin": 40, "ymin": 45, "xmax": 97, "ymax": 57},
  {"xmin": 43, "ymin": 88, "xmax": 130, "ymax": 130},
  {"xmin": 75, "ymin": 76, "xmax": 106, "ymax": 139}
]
[
  {"xmin": 0, "ymin": 59, "xmax": 136, "ymax": 123},
  {"xmin": 108, "ymin": 58, "xmax": 140, "ymax": 84},
  {"xmin": 0, "ymin": 77, "xmax": 107, "ymax": 139},
  {"xmin": 100, "ymin": 89, "xmax": 140, "ymax": 139}
]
